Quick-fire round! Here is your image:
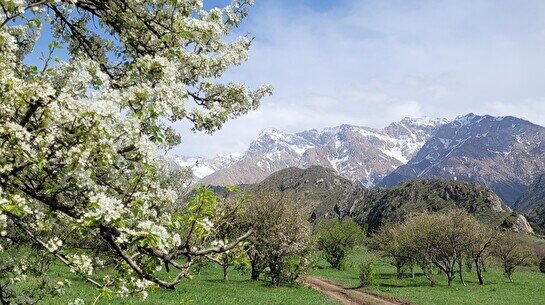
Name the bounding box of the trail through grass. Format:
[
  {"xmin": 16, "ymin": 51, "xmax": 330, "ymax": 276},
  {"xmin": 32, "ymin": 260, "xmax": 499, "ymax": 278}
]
[{"xmin": 312, "ymin": 249, "xmax": 545, "ymax": 305}]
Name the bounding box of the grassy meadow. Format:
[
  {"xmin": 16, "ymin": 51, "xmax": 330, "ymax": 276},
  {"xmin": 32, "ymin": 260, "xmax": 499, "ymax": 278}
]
[
  {"xmin": 312, "ymin": 249, "xmax": 545, "ymax": 305},
  {"xmin": 27, "ymin": 261, "xmax": 337, "ymax": 305},
  {"xmin": 15, "ymin": 246, "xmax": 545, "ymax": 305}
]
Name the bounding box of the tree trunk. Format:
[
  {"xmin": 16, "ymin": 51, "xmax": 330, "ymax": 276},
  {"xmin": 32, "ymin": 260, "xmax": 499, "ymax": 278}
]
[
  {"xmin": 422, "ymin": 266, "xmax": 436, "ymax": 286},
  {"xmin": 250, "ymin": 259, "xmax": 260, "ymax": 280},
  {"xmin": 447, "ymin": 264, "xmax": 455, "ymax": 287},
  {"xmin": 474, "ymin": 257, "xmax": 484, "ymax": 285},
  {"xmin": 458, "ymin": 259, "xmax": 466, "ymax": 286},
  {"xmin": 222, "ymin": 256, "xmax": 229, "ymax": 281},
  {"xmin": 395, "ymin": 260, "xmax": 404, "ymax": 279}
]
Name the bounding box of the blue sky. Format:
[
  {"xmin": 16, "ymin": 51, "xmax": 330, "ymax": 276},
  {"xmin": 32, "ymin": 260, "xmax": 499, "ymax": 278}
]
[
  {"xmin": 28, "ymin": 1, "xmax": 545, "ymax": 157},
  {"xmin": 175, "ymin": 0, "xmax": 545, "ymax": 157}
]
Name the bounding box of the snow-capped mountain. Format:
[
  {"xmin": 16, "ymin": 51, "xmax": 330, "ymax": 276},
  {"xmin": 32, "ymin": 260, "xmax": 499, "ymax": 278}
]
[
  {"xmin": 194, "ymin": 117, "xmax": 449, "ymax": 187},
  {"xmin": 166, "ymin": 153, "xmax": 243, "ymax": 180},
  {"xmin": 380, "ymin": 113, "xmax": 545, "ymax": 205}
]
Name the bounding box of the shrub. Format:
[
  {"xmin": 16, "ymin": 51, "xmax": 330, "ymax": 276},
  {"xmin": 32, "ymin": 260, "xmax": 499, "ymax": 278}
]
[
  {"xmin": 359, "ymin": 255, "xmax": 376, "ymax": 287},
  {"xmin": 265, "ymin": 253, "xmax": 314, "ymax": 286},
  {"xmin": 316, "ymin": 219, "xmax": 364, "ymax": 270}
]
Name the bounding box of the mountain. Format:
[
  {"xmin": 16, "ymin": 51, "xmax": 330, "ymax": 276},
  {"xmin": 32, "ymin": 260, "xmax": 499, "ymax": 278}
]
[
  {"xmin": 380, "ymin": 114, "xmax": 545, "ymax": 205},
  {"xmin": 166, "ymin": 153, "xmax": 242, "ymax": 180},
  {"xmin": 241, "ymin": 165, "xmax": 368, "ymax": 222},
  {"xmin": 515, "ymin": 173, "xmax": 545, "ymax": 231},
  {"xmin": 354, "ymin": 179, "xmax": 531, "ymax": 234},
  {"xmin": 514, "ymin": 173, "xmax": 545, "ymax": 212},
  {"xmin": 196, "ymin": 117, "xmax": 449, "ymax": 187},
  {"xmin": 527, "ymin": 203, "xmax": 545, "ymax": 232},
  {"xmin": 238, "ymin": 166, "xmax": 533, "ymax": 234}
]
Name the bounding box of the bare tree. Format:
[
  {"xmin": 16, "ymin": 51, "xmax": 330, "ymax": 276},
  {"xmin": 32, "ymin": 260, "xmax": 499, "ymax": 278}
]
[
  {"xmin": 493, "ymin": 232, "xmax": 533, "ymax": 282},
  {"xmin": 467, "ymin": 223, "xmax": 497, "ymax": 285},
  {"xmin": 370, "ymin": 224, "xmax": 412, "ymax": 278}
]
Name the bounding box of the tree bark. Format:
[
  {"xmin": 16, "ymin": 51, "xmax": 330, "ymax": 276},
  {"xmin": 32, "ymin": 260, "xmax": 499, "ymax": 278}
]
[
  {"xmin": 395, "ymin": 260, "xmax": 404, "ymax": 279},
  {"xmin": 422, "ymin": 266, "xmax": 436, "ymax": 286},
  {"xmin": 223, "ymin": 265, "xmax": 228, "ymax": 281},
  {"xmin": 474, "ymin": 257, "xmax": 484, "ymax": 285},
  {"xmin": 458, "ymin": 259, "xmax": 466, "ymax": 286},
  {"xmin": 250, "ymin": 259, "xmax": 260, "ymax": 280}
]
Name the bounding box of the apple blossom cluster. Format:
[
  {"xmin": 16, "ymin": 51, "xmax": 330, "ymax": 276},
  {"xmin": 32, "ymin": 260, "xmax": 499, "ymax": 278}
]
[{"xmin": 0, "ymin": 0, "xmax": 268, "ymax": 302}]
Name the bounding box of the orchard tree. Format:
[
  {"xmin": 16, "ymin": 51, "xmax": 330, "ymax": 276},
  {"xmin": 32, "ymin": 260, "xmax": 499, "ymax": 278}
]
[
  {"xmin": 428, "ymin": 210, "xmax": 476, "ymax": 287},
  {"xmin": 369, "ymin": 224, "xmax": 411, "ymax": 278},
  {"xmin": 493, "ymin": 232, "xmax": 533, "ymax": 282},
  {"xmin": 203, "ymin": 187, "xmax": 251, "ymax": 281},
  {"xmin": 391, "ymin": 210, "xmax": 487, "ymax": 287},
  {"xmin": 0, "ymin": 0, "xmax": 271, "ymax": 303},
  {"xmin": 466, "ymin": 222, "xmax": 497, "ymax": 285},
  {"xmin": 242, "ymin": 193, "xmax": 313, "ymax": 285},
  {"xmin": 316, "ymin": 219, "xmax": 363, "ymax": 270},
  {"xmin": 395, "ymin": 213, "xmax": 438, "ymax": 286}
]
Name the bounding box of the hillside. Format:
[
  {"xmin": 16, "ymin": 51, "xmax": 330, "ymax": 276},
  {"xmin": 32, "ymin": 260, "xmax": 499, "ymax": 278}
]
[
  {"xmin": 354, "ymin": 179, "xmax": 530, "ymax": 234},
  {"xmin": 225, "ymin": 166, "xmax": 533, "ymax": 234},
  {"xmin": 242, "ymin": 166, "xmax": 367, "ymax": 221},
  {"xmin": 514, "ymin": 173, "xmax": 545, "ymax": 212}
]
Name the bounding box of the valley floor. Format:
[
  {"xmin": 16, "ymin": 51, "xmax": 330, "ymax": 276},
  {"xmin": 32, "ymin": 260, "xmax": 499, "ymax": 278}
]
[
  {"xmin": 311, "ymin": 250, "xmax": 545, "ymax": 305},
  {"xmin": 21, "ymin": 249, "xmax": 545, "ymax": 305}
]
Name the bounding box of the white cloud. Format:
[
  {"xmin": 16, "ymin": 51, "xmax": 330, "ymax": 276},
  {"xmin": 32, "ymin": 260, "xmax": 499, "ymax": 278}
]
[{"xmin": 173, "ymin": 0, "xmax": 545, "ymax": 157}]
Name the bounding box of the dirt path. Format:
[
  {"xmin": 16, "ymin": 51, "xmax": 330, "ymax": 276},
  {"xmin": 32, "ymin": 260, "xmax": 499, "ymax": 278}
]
[{"xmin": 303, "ymin": 276, "xmax": 411, "ymax": 305}]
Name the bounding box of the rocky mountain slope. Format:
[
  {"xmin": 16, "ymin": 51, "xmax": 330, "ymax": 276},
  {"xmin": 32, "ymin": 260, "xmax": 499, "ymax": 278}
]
[
  {"xmin": 380, "ymin": 114, "xmax": 545, "ymax": 205},
  {"xmin": 514, "ymin": 173, "xmax": 545, "ymax": 231},
  {"xmin": 239, "ymin": 166, "xmax": 368, "ymax": 222},
  {"xmin": 354, "ymin": 179, "xmax": 530, "ymax": 234},
  {"xmin": 514, "ymin": 173, "xmax": 545, "ymax": 212},
  {"xmin": 527, "ymin": 204, "xmax": 545, "ymax": 232},
  {"xmin": 235, "ymin": 166, "xmax": 532, "ymax": 234},
  {"xmin": 194, "ymin": 117, "xmax": 448, "ymax": 187}
]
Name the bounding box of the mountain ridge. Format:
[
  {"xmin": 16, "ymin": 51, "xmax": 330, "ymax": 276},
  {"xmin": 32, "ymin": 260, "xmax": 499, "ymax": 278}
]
[
  {"xmin": 380, "ymin": 113, "xmax": 545, "ymax": 205},
  {"xmin": 172, "ymin": 116, "xmax": 449, "ymax": 187},
  {"xmin": 171, "ymin": 113, "xmax": 545, "ymax": 207}
]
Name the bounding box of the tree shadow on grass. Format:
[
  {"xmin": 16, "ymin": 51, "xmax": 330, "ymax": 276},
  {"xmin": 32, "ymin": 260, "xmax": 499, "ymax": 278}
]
[{"xmin": 202, "ymin": 278, "xmax": 305, "ymax": 289}]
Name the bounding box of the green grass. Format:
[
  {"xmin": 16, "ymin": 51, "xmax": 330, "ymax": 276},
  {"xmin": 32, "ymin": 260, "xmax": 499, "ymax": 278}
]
[
  {"xmin": 16, "ymin": 248, "xmax": 545, "ymax": 305},
  {"xmin": 312, "ymin": 249, "xmax": 545, "ymax": 305},
  {"xmin": 29, "ymin": 262, "xmax": 337, "ymax": 305}
]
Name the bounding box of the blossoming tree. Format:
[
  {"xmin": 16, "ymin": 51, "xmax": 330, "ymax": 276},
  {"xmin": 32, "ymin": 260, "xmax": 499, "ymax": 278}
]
[{"xmin": 0, "ymin": 0, "xmax": 270, "ymax": 303}]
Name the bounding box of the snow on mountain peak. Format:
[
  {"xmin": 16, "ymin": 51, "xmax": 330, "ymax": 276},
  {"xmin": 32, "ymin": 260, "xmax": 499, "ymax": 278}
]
[
  {"xmin": 167, "ymin": 152, "xmax": 243, "ymax": 180},
  {"xmin": 454, "ymin": 113, "xmax": 481, "ymax": 126},
  {"xmin": 405, "ymin": 117, "xmax": 451, "ymax": 127},
  {"xmin": 259, "ymin": 128, "xmax": 286, "ymax": 140},
  {"xmin": 174, "ymin": 116, "xmax": 450, "ymax": 188}
]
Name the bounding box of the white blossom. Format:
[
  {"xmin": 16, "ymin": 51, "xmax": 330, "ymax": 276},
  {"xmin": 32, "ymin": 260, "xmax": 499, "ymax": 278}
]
[
  {"xmin": 68, "ymin": 298, "xmax": 85, "ymax": 305},
  {"xmin": 0, "ymin": 0, "xmax": 268, "ymax": 299},
  {"xmin": 67, "ymin": 254, "xmax": 94, "ymax": 276},
  {"xmin": 45, "ymin": 237, "xmax": 63, "ymax": 253}
]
